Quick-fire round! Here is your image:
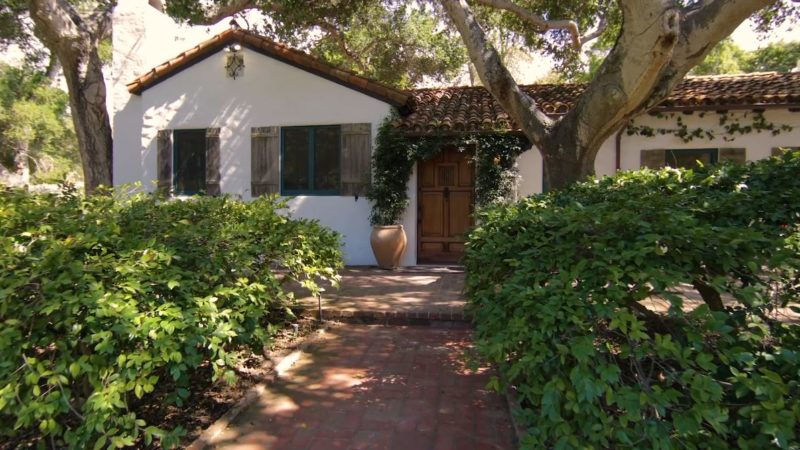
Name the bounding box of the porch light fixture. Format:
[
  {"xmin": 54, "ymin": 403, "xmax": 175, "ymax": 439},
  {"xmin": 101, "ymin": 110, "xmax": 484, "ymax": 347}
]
[{"xmin": 224, "ymin": 43, "xmax": 244, "ymax": 79}]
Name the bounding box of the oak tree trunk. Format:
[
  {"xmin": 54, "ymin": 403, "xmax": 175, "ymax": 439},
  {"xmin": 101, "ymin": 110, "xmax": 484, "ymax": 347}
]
[
  {"xmin": 28, "ymin": 0, "xmax": 113, "ymax": 195},
  {"xmin": 60, "ymin": 49, "xmax": 113, "ymax": 194},
  {"xmin": 540, "ymin": 136, "xmax": 596, "ymax": 190},
  {"xmin": 442, "ymin": 0, "xmax": 773, "ymax": 190}
]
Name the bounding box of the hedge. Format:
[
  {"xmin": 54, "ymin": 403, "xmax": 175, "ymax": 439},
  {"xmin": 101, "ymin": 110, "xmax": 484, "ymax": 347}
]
[
  {"xmin": 465, "ymin": 152, "xmax": 800, "ymax": 449},
  {"xmin": 0, "ymin": 187, "xmax": 342, "ymax": 448}
]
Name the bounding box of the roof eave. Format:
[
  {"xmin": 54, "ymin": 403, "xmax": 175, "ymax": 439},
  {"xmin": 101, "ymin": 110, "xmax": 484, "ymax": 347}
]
[{"xmin": 126, "ymin": 29, "xmax": 411, "ymax": 109}]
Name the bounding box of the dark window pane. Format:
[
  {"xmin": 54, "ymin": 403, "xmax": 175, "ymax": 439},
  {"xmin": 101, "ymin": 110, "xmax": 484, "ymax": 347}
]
[
  {"xmin": 666, "ymin": 149, "xmax": 717, "ymax": 169},
  {"xmin": 314, "ymin": 127, "xmax": 339, "ymax": 191},
  {"xmin": 283, "ymin": 128, "xmax": 310, "ymax": 191},
  {"xmin": 174, "ymin": 129, "xmax": 206, "ymax": 195}
]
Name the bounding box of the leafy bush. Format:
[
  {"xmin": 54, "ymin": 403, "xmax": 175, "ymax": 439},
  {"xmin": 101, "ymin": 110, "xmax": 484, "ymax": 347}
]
[
  {"xmin": 466, "ymin": 153, "xmax": 800, "ymax": 449},
  {"xmin": 0, "ymin": 187, "xmax": 342, "ymax": 448}
]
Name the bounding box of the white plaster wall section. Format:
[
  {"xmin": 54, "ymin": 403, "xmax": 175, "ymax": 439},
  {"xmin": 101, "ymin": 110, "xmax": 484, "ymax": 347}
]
[
  {"xmin": 619, "ymin": 109, "xmax": 800, "ymax": 170},
  {"xmin": 516, "ymin": 146, "xmax": 543, "ymax": 197},
  {"xmin": 132, "ymin": 48, "xmax": 414, "ymax": 265},
  {"xmin": 593, "ymin": 138, "xmax": 618, "ymax": 177},
  {"xmin": 516, "ymin": 109, "xmax": 800, "ymax": 195},
  {"xmin": 111, "ymin": 1, "xmax": 231, "ymax": 187}
]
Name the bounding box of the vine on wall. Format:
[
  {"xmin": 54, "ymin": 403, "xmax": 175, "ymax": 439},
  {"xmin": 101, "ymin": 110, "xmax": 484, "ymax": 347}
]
[
  {"xmin": 366, "ymin": 112, "xmax": 528, "ymax": 226},
  {"xmin": 626, "ymin": 110, "xmax": 793, "ymax": 143}
]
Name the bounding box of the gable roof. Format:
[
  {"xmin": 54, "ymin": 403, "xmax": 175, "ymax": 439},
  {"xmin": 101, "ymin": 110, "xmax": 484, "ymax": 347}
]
[
  {"xmin": 126, "ymin": 28, "xmax": 411, "ymax": 108},
  {"xmin": 397, "ymin": 72, "xmax": 800, "ymax": 134},
  {"xmin": 128, "ymin": 29, "xmax": 800, "ymax": 135}
]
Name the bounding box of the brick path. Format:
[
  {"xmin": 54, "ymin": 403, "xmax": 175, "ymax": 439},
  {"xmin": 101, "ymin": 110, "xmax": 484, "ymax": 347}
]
[
  {"xmin": 296, "ymin": 267, "xmax": 468, "ymax": 322},
  {"xmin": 208, "ymin": 324, "xmax": 516, "ymax": 450}
]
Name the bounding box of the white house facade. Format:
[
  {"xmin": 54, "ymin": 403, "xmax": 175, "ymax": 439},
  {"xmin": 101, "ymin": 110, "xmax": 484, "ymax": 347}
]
[{"xmin": 111, "ymin": 2, "xmax": 800, "ymax": 266}]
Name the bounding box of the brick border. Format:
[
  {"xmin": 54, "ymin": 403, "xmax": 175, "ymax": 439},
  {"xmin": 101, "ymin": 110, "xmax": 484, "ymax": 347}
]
[
  {"xmin": 185, "ymin": 324, "xmax": 335, "ymax": 450},
  {"xmin": 304, "ymin": 308, "xmax": 472, "ymax": 324}
]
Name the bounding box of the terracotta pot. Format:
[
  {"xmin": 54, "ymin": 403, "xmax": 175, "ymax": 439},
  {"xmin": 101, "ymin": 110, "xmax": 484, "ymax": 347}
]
[{"xmin": 370, "ymin": 225, "xmax": 407, "ymax": 270}]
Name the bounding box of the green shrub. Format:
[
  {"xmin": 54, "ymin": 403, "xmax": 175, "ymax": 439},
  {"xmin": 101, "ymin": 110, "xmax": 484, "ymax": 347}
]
[
  {"xmin": 0, "ymin": 187, "xmax": 342, "ymax": 448},
  {"xmin": 466, "ymin": 153, "xmax": 800, "ymax": 449}
]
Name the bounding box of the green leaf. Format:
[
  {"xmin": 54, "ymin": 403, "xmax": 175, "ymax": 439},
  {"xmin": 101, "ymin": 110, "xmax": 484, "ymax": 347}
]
[{"xmin": 69, "ymin": 362, "xmax": 81, "ymax": 378}]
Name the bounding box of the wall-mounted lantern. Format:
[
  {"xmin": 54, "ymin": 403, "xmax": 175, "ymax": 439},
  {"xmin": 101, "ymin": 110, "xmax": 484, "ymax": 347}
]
[{"xmin": 224, "ymin": 44, "xmax": 244, "ymax": 79}]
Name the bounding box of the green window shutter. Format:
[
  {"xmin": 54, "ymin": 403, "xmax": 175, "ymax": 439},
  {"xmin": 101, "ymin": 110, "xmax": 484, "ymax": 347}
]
[
  {"xmin": 205, "ymin": 128, "xmax": 221, "ymax": 196},
  {"xmin": 251, "ymin": 127, "xmax": 280, "ymax": 196},
  {"xmin": 157, "ymin": 129, "xmax": 172, "ymax": 194},
  {"xmin": 719, "ymin": 148, "xmax": 746, "ymax": 165},
  {"xmin": 640, "ymin": 149, "xmax": 666, "ymax": 169},
  {"xmin": 340, "ymin": 123, "xmax": 371, "ymax": 196}
]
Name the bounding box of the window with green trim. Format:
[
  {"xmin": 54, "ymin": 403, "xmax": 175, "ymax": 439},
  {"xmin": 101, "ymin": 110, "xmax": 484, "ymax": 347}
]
[
  {"xmin": 173, "ymin": 129, "xmax": 206, "ymax": 195},
  {"xmin": 281, "ymin": 126, "xmax": 341, "ymax": 195},
  {"xmin": 665, "ymin": 148, "xmax": 718, "ymax": 169}
]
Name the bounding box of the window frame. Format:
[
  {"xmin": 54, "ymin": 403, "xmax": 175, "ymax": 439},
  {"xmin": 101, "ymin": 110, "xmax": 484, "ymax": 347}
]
[
  {"xmin": 664, "ymin": 148, "xmax": 718, "ymax": 169},
  {"xmin": 172, "ymin": 128, "xmax": 207, "ymax": 196},
  {"xmin": 280, "ymin": 125, "xmax": 341, "ymax": 196}
]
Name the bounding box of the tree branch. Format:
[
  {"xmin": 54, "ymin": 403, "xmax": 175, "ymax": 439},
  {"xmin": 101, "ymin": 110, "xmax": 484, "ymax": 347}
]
[
  {"xmin": 190, "ymin": 0, "xmax": 258, "ymax": 26},
  {"xmin": 27, "ymin": 0, "xmax": 84, "ymax": 49},
  {"xmin": 645, "ymin": 0, "xmax": 775, "ymax": 109},
  {"xmin": 579, "ymin": 14, "xmax": 607, "ymax": 46},
  {"xmin": 548, "ymin": 0, "xmax": 679, "ymax": 166},
  {"xmin": 315, "ymin": 21, "xmax": 369, "ymax": 73},
  {"xmin": 87, "ymin": 1, "xmax": 114, "ymax": 41},
  {"xmin": 471, "ymin": 0, "xmax": 583, "ymax": 49},
  {"xmin": 442, "ymin": 0, "xmax": 553, "ymax": 147}
]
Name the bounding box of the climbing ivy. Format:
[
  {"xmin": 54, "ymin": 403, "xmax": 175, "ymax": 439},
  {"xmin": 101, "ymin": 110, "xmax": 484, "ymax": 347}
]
[
  {"xmin": 626, "ymin": 110, "xmax": 793, "ymax": 143},
  {"xmin": 366, "ymin": 112, "xmax": 529, "ymax": 225}
]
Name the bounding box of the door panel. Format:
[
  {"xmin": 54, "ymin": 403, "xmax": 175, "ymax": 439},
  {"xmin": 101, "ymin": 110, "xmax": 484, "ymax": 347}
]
[
  {"xmin": 448, "ymin": 191, "xmax": 472, "ymax": 238},
  {"xmin": 418, "ymin": 146, "xmax": 475, "ymax": 264},
  {"xmin": 420, "ymin": 192, "xmax": 445, "ymax": 238}
]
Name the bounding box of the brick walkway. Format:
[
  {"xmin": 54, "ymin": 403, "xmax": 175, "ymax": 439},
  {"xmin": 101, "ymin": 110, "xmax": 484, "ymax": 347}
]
[
  {"xmin": 208, "ymin": 324, "xmax": 516, "ymax": 450},
  {"xmin": 296, "ymin": 267, "xmax": 468, "ymax": 322}
]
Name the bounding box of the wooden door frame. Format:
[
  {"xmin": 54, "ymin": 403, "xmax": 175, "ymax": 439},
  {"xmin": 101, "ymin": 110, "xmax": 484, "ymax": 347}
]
[{"xmin": 415, "ymin": 145, "xmax": 476, "ymax": 265}]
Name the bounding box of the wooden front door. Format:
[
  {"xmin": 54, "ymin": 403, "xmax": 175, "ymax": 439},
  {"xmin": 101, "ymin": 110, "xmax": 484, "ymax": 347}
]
[{"xmin": 418, "ymin": 146, "xmax": 475, "ymax": 264}]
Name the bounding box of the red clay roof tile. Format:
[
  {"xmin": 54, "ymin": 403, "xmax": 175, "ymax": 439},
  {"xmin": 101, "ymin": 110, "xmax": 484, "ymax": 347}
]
[
  {"xmin": 398, "ymin": 72, "xmax": 800, "ymax": 133},
  {"xmin": 128, "ymin": 29, "xmax": 800, "ymax": 135}
]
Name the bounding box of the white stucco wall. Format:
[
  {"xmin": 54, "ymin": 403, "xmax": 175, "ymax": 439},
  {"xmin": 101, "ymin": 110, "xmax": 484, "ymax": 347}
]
[
  {"xmin": 518, "ymin": 109, "xmax": 800, "ymax": 197},
  {"xmin": 111, "ymin": 4, "xmax": 416, "ymax": 266}
]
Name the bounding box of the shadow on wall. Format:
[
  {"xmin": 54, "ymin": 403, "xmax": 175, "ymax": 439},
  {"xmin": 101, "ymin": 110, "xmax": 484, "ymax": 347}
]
[{"xmin": 130, "ymin": 85, "xmax": 254, "ymax": 197}]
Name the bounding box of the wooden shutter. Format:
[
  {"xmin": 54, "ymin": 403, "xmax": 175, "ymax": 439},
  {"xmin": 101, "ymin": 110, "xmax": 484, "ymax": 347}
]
[
  {"xmin": 251, "ymin": 127, "xmax": 280, "ymax": 196},
  {"xmin": 719, "ymin": 148, "xmax": 746, "ymax": 165},
  {"xmin": 205, "ymin": 128, "xmax": 221, "ymax": 196},
  {"xmin": 157, "ymin": 130, "xmax": 172, "ymax": 193},
  {"xmin": 340, "ymin": 123, "xmax": 372, "ymax": 196},
  {"xmin": 640, "ymin": 149, "xmax": 666, "ymax": 169}
]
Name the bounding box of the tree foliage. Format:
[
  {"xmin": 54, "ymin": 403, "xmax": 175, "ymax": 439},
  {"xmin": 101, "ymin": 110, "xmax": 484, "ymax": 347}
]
[
  {"xmin": 0, "ymin": 188, "xmax": 342, "ymax": 448},
  {"xmin": 690, "ymin": 38, "xmax": 800, "ymax": 75},
  {"xmin": 689, "ymin": 38, "xmax": 749, "ymax": 75},
  {"xmin": 466, "ymin": 153, "xmax": 800, "ymax": 448},
  {"xmin": 0, "ymin": 63, "xmax": 79, "ymax": 183},
  {"xmin": 167, "ymin": 0, "xmax": 467, "ymax": 88},
  {"xmin": 746, "ymin": 40, "xmax": 800, "ymax": 72}
]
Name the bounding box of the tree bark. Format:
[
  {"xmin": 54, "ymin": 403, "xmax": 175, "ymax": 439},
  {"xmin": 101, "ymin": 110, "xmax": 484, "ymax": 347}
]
[
  {"xmin": 28, "ymin": 0, "xmax": 113, "ymax": 195},
  {"xmin": 692, "ymin": 278, "xmax": 725, "ymax": 312}
]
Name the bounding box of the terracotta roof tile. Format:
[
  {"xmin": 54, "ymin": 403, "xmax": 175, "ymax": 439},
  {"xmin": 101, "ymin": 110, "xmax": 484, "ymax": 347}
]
[
  {"xmin": 398, "ymin": 72, "xmax": 800, "ymax": 134},
  {"xmin": 128, "ymin": 29, "xmax": 800, "ymax": 135},
  {"xmin": 127, "ymin": 28, "xmax": 411, "ymax": 108}
]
